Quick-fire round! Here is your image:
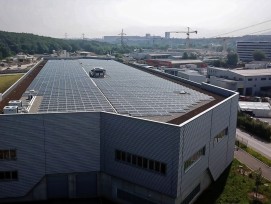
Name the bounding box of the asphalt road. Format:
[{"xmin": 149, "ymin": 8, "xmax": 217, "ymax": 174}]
[{"xmin": 236, "ymin": 128, "xmax": 271, "ymax": 160}]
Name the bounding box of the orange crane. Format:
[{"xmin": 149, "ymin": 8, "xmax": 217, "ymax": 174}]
[{"xmin": 168, "ymin": 27, "xmax": 197, "ymax": 48}]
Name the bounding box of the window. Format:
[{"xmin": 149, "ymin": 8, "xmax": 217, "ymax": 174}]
[
  {"xmin": 261, "ymin": 78, "xmax": 266, "ymax": 80},
  {"xmin": 214, "ymin": 127, "xmax": 228, "ymax": 145},
  {"xmin": 248, "ymin": 78, "xmax": 252, "ymax": 81},
  {"xmin": 0, "ymin": 171, "xmax": 18, "ymax": 181},
  {"xmin": 0, "ymin": 149, "xmax": 17, "ymax": 160},
  {"xmin": 184, "ymin": 146, "xmax": 206, "ymax": 172},
  {"xmin": 115, "ymin": 150, "xmax": 167, "ymax": 175}
]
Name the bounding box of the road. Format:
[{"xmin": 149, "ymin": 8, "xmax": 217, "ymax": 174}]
[
  {"xmin": 234, "ymin": 149, "xmax": 271, "ymax": 181},
  {"xmin": 236, "ymin": 128, "xmax": 271, "ymax": 160}
]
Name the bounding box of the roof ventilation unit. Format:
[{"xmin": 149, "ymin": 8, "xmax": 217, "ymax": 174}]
[
  {"xmin": 3, "ymin": 106, "xmax": 18, "ymax": 114},
  {"xmin": 8, "ymin": 100, "xmax": 22, "ymax": 107},
  {"xmin": 89, "ymin": 67, "xmax": 106, "ymax": 78}
]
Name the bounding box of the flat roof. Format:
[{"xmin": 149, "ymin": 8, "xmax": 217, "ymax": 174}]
[
  {"xmin": 23, "ymin": 59, "xmax": 217, "ymax": 122},
  {"xmin": 230, "ymin": 69, "xmax": 271, "ymax": 77},
  {"xmin": 149, "ymin": 59, "xmax": 203, "ymax": 64},
  {"xmin": 239, "ymin": 102, "xmax": 271, "ymax": 110},
  {"xmin": 147, "ymin": 53, "xmax": 171, "ymax": 56}
]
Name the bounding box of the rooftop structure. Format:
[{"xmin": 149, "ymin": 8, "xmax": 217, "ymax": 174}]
[
  {"xmin": 230, "ymin": 68, "xmax": 271, "ymax": 77},
  {"xmin": 0, "ymin": 59, "xmax": 238, "ymax": 204},
  {"xmin": 146, "ymin": 59, "xmax": 205, "ymax": 68},
  {"xmin": 239, "ymin": 101, "xmax": 271, "ymax": 117}
]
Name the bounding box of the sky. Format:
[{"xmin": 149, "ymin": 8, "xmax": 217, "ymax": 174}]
[{"xmin": 0, "ymin": 0, "xmax": 271, "ymax": 39}]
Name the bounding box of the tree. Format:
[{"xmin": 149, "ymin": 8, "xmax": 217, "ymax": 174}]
[
  {"xmin": 182, "ymin": 52, "xmax": 189, "ymax": 59},
  {"xmin": 213, "ymin": 60, "xmax": 221, "ymax": 67},
  {"xmin": 254, "ymin": 168, "xmax": 262, "ymax": 200},
  {"xmin": 189, "ymin": 53, "xmax": 197, "ymax": 59},
  {"xmin": 253, "ymin": 50, "xmax": 265, "ymax": 61},
  {"xmin": 227, "ymin": 52, "xmax": 238, "ymax": 66}
]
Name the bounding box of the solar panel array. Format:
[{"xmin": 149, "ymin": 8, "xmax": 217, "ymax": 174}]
[
  {"xmin": 79, "ymin": 59, "xmax": 214, "ymax": 117},
  {"xmin": 26, "ymin": 60, "xmax": 115, "ymax": 113}
]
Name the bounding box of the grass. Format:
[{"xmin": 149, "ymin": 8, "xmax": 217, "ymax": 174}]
[
  {"xmin": 195, "ymin": 159, "xmax": 271, "ymax": 204},
  {"xmin": 0, "ymin": 74, "xmax": 24, "ymax": 93},
  {"xmin": 237, "ymin": 141, "xmax": 271, "ymax": 167}
]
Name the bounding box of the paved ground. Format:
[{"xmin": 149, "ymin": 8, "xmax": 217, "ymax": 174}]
[
  {"xmin": 234, "ymin": 148, "xmax": 271, "ymax": 181},
  {"xmin": 236, "ymin": 128, "xmax": 271, "ymax": 160}
]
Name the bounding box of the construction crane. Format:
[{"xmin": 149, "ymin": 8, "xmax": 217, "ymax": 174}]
[
  {"xmin": 167, "ymin": 27, "xmax": 197, "ymax": 48},
  {"xmin": 215, "ymin": 37, "xmax": 230, "ymax": 54}
]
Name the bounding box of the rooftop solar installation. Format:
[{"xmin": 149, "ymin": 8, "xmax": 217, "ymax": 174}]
[
  {"xmin": 25, "ymin": 60, "xmax": 115, "ymax": 113},
  {"xmin": 79, "ymin": 59, "xmax": 214, "ymax": 117},
  {"xmin": 24, "ymin": 59, "xmax": 214, "ymax": 118}
]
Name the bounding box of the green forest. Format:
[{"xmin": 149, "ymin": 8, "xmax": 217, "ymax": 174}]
[{"xmin": 0, "ymin": 31, "xmax": 132, "ymax": 59}]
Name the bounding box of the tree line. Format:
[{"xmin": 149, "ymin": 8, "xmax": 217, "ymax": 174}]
[{"xmin": 0, "ymin": 31, "xmax": 133, "ymax": 59}]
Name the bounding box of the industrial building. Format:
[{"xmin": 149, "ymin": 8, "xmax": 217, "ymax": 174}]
[
  {"xmin": 208, "ymin": 67, "xmax": 271, "ymax": 96},
  {"xmin": 146, "ymin": 59, "xmax": 205, "ymax": 68},
  {"xmin": 0, "ymin": 59, "xmax": 238, "ymax": 204},
  {"xmin": 237, "ymin": 41, "xmax": 271, "ymax": 62},
  {"xmin": 239, "ymin": 101, "xmax": 271, "ymax": 118}
]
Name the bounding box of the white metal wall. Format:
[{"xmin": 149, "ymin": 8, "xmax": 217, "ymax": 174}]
[{"xmin": 0, "ymin": 112, "xmax": 100, "ymax": 198}]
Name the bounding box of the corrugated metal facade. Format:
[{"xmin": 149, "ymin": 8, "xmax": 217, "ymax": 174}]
[
  {"xmin": 100, "ymin": 113, "xmax": 180, "ymax": 197},
  {"xmin": 0, "ymin": 92, "xmax": 238, "ymax": 203},
  {"xmin": 0, "ymin": 112, "xmax": 100, "ymax": 198}
]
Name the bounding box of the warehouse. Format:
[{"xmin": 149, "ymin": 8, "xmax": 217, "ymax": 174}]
[
  {"xmin": 0, "ymin": 59, "xmax": 238, "ymax": 204},
  {"xmin": 208, "ymin": 67, "xmax": 271, "ymax": 96},
  {"xmin": 146, "ymin": 59, "xmax": 205, "ymax": 68}
]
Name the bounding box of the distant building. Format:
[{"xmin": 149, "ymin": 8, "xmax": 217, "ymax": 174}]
[
  {"xmin": 165, "ymin": 32, "xmax": 170, "ymax": 39},
  {"xmin": 245, "ymin": 61, "xmax": 271, "ymax": 69},
  {"xmin": 146, "ymin": 59, "xmax": 205, "ymax": 68},
  {"xmin": 177, "ymin": 69, "xmax": 206, "ymax": 84},
  {"xmin": 208, "ymin": 67, "xmax": 271, "ymax": 96},
  {"xmin": 239, "ymin": 101, "xmax": 271, "ymax": 118},
  {"xmin": 237, "ymin": 41, "xmax": 271, "ymax": 62}
]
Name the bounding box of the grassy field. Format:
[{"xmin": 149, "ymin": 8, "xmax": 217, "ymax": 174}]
[
  {"xmin": 195, "ymin": 159, "xmax": 271, "ymax": 204},
  {"xmin": 0, "ymin": 74, "xmax": 24, "ymax": 93}
]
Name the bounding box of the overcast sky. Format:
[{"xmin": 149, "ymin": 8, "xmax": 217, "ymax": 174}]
[{"xmin": 0, "ymin": 0, "xmax": 271, "ymax": 39}]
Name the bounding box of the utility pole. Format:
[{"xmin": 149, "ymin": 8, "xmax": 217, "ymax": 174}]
[
  {"xmin": 65, "ymin": 33, "xmax": 68, "ymax": 39},
  {"xmin": 82, "ymin": 33, "xmax": 85, "ymax": 40},
  {"xmin": 118, "ymin": 29, "xmax": 126, "ymax": 47}
]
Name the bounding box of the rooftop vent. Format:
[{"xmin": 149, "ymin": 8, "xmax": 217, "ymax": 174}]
[
  {"xmin": 3, "ymin": 106, "xmax": 18, "ymax": 114},
  {"xmin": 89, "ymin": 67, "xmax": 106, "ymax": 78},
  {"xmin": 174, "ymin": 90, "xmax": 188, "ymax": 94}
]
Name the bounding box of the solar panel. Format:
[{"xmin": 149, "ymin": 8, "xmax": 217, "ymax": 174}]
[
  {"xmin": 79, "ymin": 59, "xmax": 214, "ymax": 117},
  {"xmin": 25, "ymin": 60, "xmax": 115, "ymax": 113}
]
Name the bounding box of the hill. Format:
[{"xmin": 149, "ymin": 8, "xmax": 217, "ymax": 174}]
[{"xmin": 0, "ymin": 31, "xmax": 130, "ymax": 59}]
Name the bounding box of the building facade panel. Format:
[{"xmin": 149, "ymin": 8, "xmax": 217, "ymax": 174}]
[
  {"xmin": 0, "ymin": 114, "xmax": 45, "ymax": 198},
  {"xmin": 44, "ymin": 112, "xmax": 100, "ymax": 174},
  {"xmin": 208, "ymin": 99, "xmax": 232, "ymax": 180},
  {"xmin": 179, "ymin": 111, "xmax": 212, "ymax": 199},
  {"xmin": 100, "ymin": 112, "xmax": 180, "ymax": 197},
  {"xmin": 226, "ymin": 95, "xmax": 239, "ymax": 165}
]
